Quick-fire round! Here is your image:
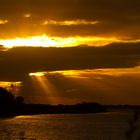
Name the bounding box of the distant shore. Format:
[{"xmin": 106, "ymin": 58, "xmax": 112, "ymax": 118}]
[
  {"xmin": 9, "ymin": 103, "xmax": 140, "ymax": 117},
  {"xmin": 20, "ymin": 102, "xmax": 107, "ymax": 115}
]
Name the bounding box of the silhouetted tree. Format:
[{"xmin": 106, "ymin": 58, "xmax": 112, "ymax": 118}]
[
  {"xmin": 0, "ymin": 87, "xmax": 24, "ymax": 117},
  {"xmin": 15, "ymin": 96, "xmax": 24, "ymax": 104}
]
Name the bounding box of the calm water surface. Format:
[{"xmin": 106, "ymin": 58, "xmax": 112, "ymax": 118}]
[{"xmin": 0, "ymin": 112, "xmax": 138, "ymax": 140}]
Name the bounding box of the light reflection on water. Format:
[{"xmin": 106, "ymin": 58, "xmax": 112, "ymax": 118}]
[{"xmin": 0, "ymin": 112, "xmax": 135, "ymax": 140}]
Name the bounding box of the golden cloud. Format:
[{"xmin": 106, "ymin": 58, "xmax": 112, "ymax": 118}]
[
  {"xmin": 42, "ymin": 20, "xmax": 99, "ymax": 26},
  {"xmin": 0, "ymin": 34, "xmax": 118, "ymax": 48},
  {"xmin": 24, "ymin": 14, "xmax": 31, "ymax": 18},
  {"xmin": 0, "ymin": 19, "xmax": 8, "ymax": 24}
]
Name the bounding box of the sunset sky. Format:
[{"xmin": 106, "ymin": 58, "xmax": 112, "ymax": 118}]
[
  {"xmin": 0, "ymin": 0, "xmax": 140, "ymax": 105},
  {"xmin": 0, "ymin": 0, "xmax": 140, "ymax": 47}
]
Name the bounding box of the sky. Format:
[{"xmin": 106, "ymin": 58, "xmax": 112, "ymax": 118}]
[
  {"xmin": 0, "ymin": 0, "xmax": 140, "ymax": 105},
  {"xmin": 0, "ymin": 0, "xmax": 140, "ymax": 41},
  {"xmin": 0, "ymin": 46, "xmax": 140, "ymax": 105},
  {"xmin": 27, "ymin": 68, "xmax": 140, "ymax": 105}
]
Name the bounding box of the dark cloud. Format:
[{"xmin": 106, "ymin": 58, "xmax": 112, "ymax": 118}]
[
  {"xmin": 0, "ymin": 42, "xmax": 140, "ymax": 105},
  {"xmin": 0, "ymin": 0, "xmax": 140, "ymax": 38},
  {"xmin": 0, "ymin": 42, "xmax": 140, "ymax": 81}
]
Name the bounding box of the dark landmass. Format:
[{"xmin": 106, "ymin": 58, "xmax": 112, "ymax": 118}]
[
  {"xmin": 19, "ymin": 102, "xmax": 107, "ymax": 115},
  {"xmin": 1, "ymin": 87, "xmax": 140, "ymax": 118},
  {"xmin": 18, "ymin": 103, "xmax": 140, "ymax": 116},
  {"xmin": 2, "ymin": 102, "xmax": 140, "ymax": 118},
  {"xmin": 0, "ymin": 87, "xmax": 24, "ymax": 118},
  {"xmin": 104, "ymin": 104, "xmax": 140, "ymax": 112},
  {"xmin": 0, "ymin": 87, "xmax": 107, "ymax": 117}
]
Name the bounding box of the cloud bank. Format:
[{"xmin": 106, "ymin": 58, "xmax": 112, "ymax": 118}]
[
  {"xmin": 0, "ymin": 0, "xmax": 139, "ymax": 39},
  {"xmin": 0, "ymin": 42, "xmax": 140, "ymax": 81}
]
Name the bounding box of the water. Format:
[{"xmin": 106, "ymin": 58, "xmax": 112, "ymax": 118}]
[{"xmin": 0, "ymin": 112, "xmax": 139, "ymax": 140}]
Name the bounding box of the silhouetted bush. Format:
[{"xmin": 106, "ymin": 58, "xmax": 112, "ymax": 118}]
[{"xmin": 0, "ymin": 87, "xmax": 24, "ymax": 117}]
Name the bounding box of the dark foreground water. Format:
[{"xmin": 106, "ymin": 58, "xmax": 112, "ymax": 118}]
[{"xmin": 0, "ymin": 112, "xmax": 139, "ymax": 140}]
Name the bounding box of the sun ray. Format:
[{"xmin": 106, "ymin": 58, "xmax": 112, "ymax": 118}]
[
  {"xmin": 29, "ymin": 73, "xmax": 60, "ymax": 104},
  {"xmin": 48, "ymin": 68, "xmax": 140, "ymax": 104}
]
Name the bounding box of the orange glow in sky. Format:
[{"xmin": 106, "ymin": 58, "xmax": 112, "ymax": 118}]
[
  {"xmin": 42, "ymin": 20, "xmax": 99, "ymax": 26},
  {"xmin": 0, "ymin": 34, "xmax": 140, "ymax": 49},
  {"xmin": 0, "ymin": 34, "xmax": 120, "ymax": 48},
  {"xmin": 29, "ymin": 72, "xmax": 46, "ymax": 77}
]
